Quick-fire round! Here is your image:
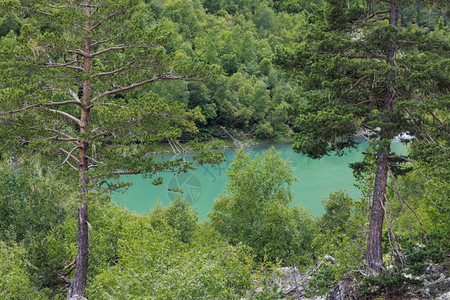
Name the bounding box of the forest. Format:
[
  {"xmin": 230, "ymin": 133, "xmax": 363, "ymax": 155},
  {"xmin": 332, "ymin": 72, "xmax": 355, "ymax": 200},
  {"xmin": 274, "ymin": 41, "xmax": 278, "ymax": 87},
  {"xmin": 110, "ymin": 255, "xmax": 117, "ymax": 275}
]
[{"xmin": 0, "ymin": 0, "xmax": 448, "ymax": 299}]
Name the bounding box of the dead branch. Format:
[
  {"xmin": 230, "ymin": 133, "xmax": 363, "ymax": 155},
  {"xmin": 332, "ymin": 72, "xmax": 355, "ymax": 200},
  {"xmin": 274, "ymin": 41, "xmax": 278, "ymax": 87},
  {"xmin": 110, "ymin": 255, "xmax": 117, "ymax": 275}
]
[
  {"xmin": 91, "ymin": 45, "xmax": 126, "ymax": 57},
  {"xmin": 388, "ymin": 155, "xmax": 430, "ymax": 179},
  {"xmin": 44, "ymin": 62, "xmax": 84, "ymax": 72},
  {"xmin": 44, "ymin": 100, "xmax": 82, "ymax": 107},
  {"xmin": 90, "ymin": 10, "xmax": 125, "ymax": 31},
  {"xmin": 46, "ymin": 128, "xmax": 78, "ymax": 142},
  {"xmin": 44, "ymin": 108, "xmax": 81, "ymax": 125},
  {"xmin": 60, "ymin": 146, "xmax": 79, "ymax": 167},
  {"xmin": 367, "ymin": 9, "xmax": 390, "ymax": 20},
  {"xmin": 58, "ymin": 147, "xmax": 80, "ymax": 165},
  {"xmin": 428, "ymin": 111, "xmax": 447, "ymax": 127},
  {"xmin": 87, "ymin": 102, "xmax": 127, "ymax": 109},
  {"xmin": 368, "ymin": 16, "xmax": 389, "ymax": 23},
  {"xmin": 91, "ymin": 73, "xmax": 193, "ymax": 102},
  {"xmin": 91, "ymin": 131, "xmax": 111, "ymax": 140},
  {"xmin": 91, "ymin": 59, "xmax": 137, "ymax": 79},
  {"xmin": 67, "ymin": 49, "xmax": 87, "ymax": 57},
  {"xmin": 382, "ymin": 195, "xmax": 405, "ymax": 265},
  {"xmin": 387, "ymin": 169, "xmax": 428, "ymax": 242},
  {"xmin": 339, "ymin": 75, "xmax": 369, "ymax": 101},
  {"xmin": 69, "ymin": 89, "xmax": 81, "ymax": 103}
]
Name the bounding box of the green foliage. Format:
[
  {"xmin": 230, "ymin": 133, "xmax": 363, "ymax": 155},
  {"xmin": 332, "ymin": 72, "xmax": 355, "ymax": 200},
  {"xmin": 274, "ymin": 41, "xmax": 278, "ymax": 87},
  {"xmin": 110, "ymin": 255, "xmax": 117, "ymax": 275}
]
[
  {"xmin": 360, "ymin": 270, "xmax": 421, "ymax": 297},
  {"xmin": 319, "ymin": 190, "xmax": 353, "ymax": 232},
  {"xmin": 0, "ymin": 160, "xmax": 68, "ymax": 244},
  {"xmin": 85, "ymin": 201, "xmax": 253, "ymax": 299},
  {"xmin": 402, "ymin": 244, "xmax": 445, "ymax": 276},
  {"xmin": 209, "ymin": 148, "xmax": 316, "ymax": 263},
  {"xmin": 254, "ymin": 278, "xmax": 282, "ymax": 300},
  {"xmin": 149, "ymin": 198, "xmax": 199, "ymax": 243},
  {"xmin": 0, "ymin": 242, "xmax": 46, "ymax": 299},
  {"xmin": 306, "ymin": 265, "xmax": 336, "ymax": 297}
]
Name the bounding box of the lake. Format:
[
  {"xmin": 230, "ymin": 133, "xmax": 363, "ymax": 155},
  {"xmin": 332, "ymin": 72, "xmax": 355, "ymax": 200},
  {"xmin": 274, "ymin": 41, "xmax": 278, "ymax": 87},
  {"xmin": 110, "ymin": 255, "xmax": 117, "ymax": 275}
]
[{"xmin": 113, "ymin": 139, "xmax": 407, "ymax": 219}]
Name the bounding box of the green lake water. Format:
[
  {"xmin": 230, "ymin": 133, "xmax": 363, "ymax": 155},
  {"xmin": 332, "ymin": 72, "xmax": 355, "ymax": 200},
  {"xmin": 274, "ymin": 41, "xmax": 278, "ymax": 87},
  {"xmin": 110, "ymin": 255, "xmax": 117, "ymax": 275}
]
[{"xmin": 113, "ymin": 139, "xmax": 407, "ymax": 219}]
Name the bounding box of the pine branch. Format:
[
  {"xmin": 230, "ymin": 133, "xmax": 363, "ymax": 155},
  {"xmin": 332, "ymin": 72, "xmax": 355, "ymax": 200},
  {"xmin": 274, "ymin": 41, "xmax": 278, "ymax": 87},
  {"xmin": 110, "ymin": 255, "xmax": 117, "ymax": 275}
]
[
  {"xmin": 91, "ymin": 45, "xmax": 126, "ymax": 57},
  {"xmin": 46, "ymin": 128, "xmax": 78, "ymax": 142},
  {"xmin": 44, "ymin": 108, "xmax": 81, "ymax": 125},
  {"xmin": 44, "ymin": 61, "xmax": 84, "ymax": 72},
  {"xmin": 368, "ymin": 16, "xmax": 389, "ymax": 23},
  {"xmin": 67, "ymin": 49, "xmax": 87, "ymax": 57},
  {"xmin": 87, "ymin": 103, "xmax": 127, "ymax": 109},
  {"xmin": 367, "ymin": 9, "xmax": 390, "ymax": 20},
  {"xmin": 91, "ymin": 59, "xmax": 136, "ymax": 78},
  {"xmin": 45, "ymin": 100, "xmax": 82, "ymax": 107},
  {"xmin": 69, "ymin": 89, "xmax": 81, "ymax": 103},
  {"xmin": 91, "ymin": 73, "xmax": 197, "ymax": 102},
  {"xmin": 339, "ymin": 75, "xmax": 369, "ymax": 102},
  {"xmin": 388, "ymin": 155, "xmax": 430, "ymax": 179},
  {"xmin": 90, "ymin": 10, "xmax": 125, "ymax": 31}
]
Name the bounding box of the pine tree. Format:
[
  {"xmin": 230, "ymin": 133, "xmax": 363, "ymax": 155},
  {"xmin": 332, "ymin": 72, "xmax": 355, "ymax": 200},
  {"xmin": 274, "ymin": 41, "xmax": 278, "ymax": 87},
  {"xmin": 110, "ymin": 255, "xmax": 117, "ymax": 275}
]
[
  {"xmin": 0, "ymin": 0, "xmax": 216, "ymax": 297},
  {"xmin": 275, "ymin": 0, "xmax": 449, "ymax": 271}
]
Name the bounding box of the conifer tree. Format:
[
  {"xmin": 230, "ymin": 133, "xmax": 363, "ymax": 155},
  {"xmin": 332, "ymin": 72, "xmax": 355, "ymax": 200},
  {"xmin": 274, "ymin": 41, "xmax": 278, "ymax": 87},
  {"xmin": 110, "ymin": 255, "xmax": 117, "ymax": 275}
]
[
  {"xmin": 275, "ymin": 0, "xmax": 449, "ymax": 271},
  {"xmin": 0, "ymin": 0, "xmax": 216, "ymax": 297}
]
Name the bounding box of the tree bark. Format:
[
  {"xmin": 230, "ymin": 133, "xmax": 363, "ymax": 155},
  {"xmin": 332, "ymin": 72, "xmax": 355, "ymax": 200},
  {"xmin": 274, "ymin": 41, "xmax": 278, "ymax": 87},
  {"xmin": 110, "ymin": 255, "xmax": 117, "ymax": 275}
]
[
  {"xmin": 69, "ymin": 10, "xmax": 92, "ymax": 298},
  {"xmin": 365, "ymin": 2, "xmax": 398, "ymax": 271},
  {"xmin": 366, "ymin": 150, "xmax": 390, "ymax": 270}
]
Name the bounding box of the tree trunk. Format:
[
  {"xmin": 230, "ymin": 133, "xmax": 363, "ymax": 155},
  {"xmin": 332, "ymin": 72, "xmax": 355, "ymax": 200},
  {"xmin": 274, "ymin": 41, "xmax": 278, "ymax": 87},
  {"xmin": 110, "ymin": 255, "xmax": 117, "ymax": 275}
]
[
  {"xmin": 366, "ymin": 150, "xmax": 390, "ymax": 270},
  {"xmin": 365, "ymin": 2, "xmax": 398, "ymax": 271},
  {"xmin": 68, "ymin": 11, "xmax": 92, "ymax": 298}
]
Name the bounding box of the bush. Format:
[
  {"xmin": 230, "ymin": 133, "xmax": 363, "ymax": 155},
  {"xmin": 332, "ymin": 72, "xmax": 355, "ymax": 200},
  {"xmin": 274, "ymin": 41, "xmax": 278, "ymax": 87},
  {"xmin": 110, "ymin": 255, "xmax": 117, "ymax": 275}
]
[{"xmin": 209, "ymin": 148, "xmax": 316, "ymax": 263}]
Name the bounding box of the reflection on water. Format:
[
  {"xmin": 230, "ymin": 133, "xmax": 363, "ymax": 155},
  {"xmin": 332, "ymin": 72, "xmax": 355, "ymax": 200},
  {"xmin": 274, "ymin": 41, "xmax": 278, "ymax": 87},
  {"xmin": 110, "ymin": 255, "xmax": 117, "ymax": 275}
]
[{"xmin": 113, "ymin": 140, "xmax": 407, "ymax": 219}]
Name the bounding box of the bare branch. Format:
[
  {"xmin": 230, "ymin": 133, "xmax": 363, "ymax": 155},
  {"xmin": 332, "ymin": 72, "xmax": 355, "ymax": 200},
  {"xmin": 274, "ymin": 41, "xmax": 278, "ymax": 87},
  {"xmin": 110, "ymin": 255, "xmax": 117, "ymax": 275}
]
[
  {"xmin": 45, "ymin": 100, "xmax": 82, "ymax": 107},
  {"xmin": 92, "ymin": 39, "xmax": 109, "ymax": 47},
  {"xmin": 91, "ymin": 60, "xmax": 134, "ymax": 78},
  {"xmin": 3, "ymin": 104, "xmax": 40, "ymax": 115},
  {"xmin": 90, "ymin": 10, "xmax": 125, "ymax": 31},
  {"xmin": 67, "ymin": 49, "xmax": 87, "ymax": 57},
  {"xmin": 30, "ymin": 9, "xmax": 53, "ymax": 16},
  {"xmin": 387, "ymin": 182, "xmax": 427, "ymax": 242},
  {"xmin": 91, "ymin": 45, "xmax": 126, "ymax": 57},
  {"xmin": 87, "ymin": 102, "xmax": 127, "ymax": 109},
  {"xmin": 428, "ymin": 111, "xmax": 447, "ymax": 127},
  {"xmin": 44, "ymin": 108, "xmax": 81, "ymax": 125},
  {"xmin": 339, "ymin": 75, "xmax": 369, "ymax": 102},
  {"xmin": 60, "ymin": 146, "xmax": 79, "ymax": 167},
  {"xmin": 367, "ymin": 9, "xmax": 390, "ymax": 20},
  {"xmin": 368, "ymin": 16, "xmax": 390, "ymax": 23},
  {"xmin": 69, "ymin": 89, "xmax": 81, "ymax": 103},
  {"xmin": 91, "ymin": 74, "xmax": 174, "ymax": 102},
  {"xmin": 388, "ymin": 155, "xmax": 430, "ymax": 179},
  {"xmin": 44, "ymin": 61, "xmax": 84, "ymax": 72},
  {"xmin": 46, "ymin": 128, "xmax": 78, "ymax": 141},
  {"xmin": 92, "ymin": 131, "xmax": 111, "ymax": 140}
]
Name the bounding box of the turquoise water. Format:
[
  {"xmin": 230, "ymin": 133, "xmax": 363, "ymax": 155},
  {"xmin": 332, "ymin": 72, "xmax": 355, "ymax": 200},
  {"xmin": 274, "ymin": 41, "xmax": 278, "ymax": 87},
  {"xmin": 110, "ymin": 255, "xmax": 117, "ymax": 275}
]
[{"xmin": 113, "ymin": 140, "xmax": 407, "ymax": 219}]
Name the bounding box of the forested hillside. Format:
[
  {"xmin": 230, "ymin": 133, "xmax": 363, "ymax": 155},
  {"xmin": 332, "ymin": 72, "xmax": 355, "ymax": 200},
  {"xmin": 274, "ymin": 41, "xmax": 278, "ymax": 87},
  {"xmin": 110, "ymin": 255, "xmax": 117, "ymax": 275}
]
[{"xmin": 0, "ymin": 0, "xmax": 448, "ymax": 299}]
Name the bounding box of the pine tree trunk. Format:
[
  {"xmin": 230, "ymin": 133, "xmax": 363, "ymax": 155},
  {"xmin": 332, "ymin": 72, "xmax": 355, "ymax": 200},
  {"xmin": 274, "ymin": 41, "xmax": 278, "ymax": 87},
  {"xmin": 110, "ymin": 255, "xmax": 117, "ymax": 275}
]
[
  {"xmin": 365, "ymin": 2, "xmax": 398, "ymax": 271},
  {"xmin": 69, "ymin": 10, "xmax": 92, "ymax": 298},
  {"xmin": 366, "ymin": 150, "xmax": 390, "ymax": 270}
]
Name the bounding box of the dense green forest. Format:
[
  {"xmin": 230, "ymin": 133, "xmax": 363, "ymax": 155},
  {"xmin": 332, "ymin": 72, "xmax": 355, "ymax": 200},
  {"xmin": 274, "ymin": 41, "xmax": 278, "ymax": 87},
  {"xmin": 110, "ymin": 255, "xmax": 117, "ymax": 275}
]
[{"xmin": 0, "ymin": 0, "xmax": 448, "ymax": 299}]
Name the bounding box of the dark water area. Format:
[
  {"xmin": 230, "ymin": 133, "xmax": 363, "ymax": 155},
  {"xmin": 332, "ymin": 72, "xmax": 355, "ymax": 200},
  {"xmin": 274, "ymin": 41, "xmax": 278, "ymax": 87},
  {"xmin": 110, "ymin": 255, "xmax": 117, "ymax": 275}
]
[{"xmin": 113, "ymin": 139, "xmax": 407, "ymax": 219}]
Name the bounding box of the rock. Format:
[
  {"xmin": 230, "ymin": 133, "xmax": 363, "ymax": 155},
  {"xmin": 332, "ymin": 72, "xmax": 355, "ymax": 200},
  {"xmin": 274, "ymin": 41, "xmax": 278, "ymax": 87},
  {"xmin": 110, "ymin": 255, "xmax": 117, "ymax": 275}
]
[
  {"xmin": 327, "ymin": 273, "xmax": 361, "ymax": 300},
  {"xmin": 434, "ymin": 291, "xmax": 450, "ymax": 300},
  {"xmin": 274, "ymin": 267, "xmax": 305, "ymax": 297},
  {"xmin": 427, "ymin": 277, "xmax": 450, "ymax": 295},
  {"xmin": 67, "ymin": 295, "xmax": 87, "ymax": 300}
]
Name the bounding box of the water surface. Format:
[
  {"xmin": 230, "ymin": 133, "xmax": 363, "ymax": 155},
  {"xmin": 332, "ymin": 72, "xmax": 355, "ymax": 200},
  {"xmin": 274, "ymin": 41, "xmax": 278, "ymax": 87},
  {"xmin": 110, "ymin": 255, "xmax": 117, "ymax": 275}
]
[{"xmin": 113, "ymin": 140, "xmax": 407, "ymax": 219}]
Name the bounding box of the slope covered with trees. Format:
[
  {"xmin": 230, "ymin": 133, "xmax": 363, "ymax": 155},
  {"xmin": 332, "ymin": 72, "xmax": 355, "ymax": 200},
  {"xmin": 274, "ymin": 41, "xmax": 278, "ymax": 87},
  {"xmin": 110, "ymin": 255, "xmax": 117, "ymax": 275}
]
[{"xmin": 0, "ymin": 0, "xmax": 448, "ymax": 299}]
